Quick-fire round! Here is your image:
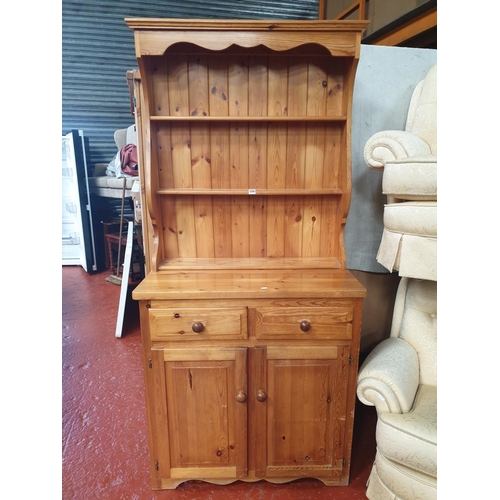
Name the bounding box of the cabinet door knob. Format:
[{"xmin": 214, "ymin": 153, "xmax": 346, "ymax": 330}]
[
  {"xmin": 256, "ymin": 390, "xmax": 267, "ymax": 402},
  {"xmin": 236, "ymin": 391, "xmax": 247, "ymax": 403},
  {"xmin": 300, "ymin": 320, "xmax": 311, "ymax": 332},
  {"xmin": 192, "ymin": 322, "xmax": 205, "ymax": 333}
]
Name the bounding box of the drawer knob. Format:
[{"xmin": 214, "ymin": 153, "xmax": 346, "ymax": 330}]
[
  {"xmin": 236, "ymin": 391, "xmax": 247, "ymax": 403},
  {"xmin": 300, "ymin": 320, "xmax": 311, "ymax": 332},
  {"xmin": 192, "ymin": 322, "xmax": 205, "ymax": 333},
  {"xmin": 256, "ymin": 390, "xmax": 267, "ymax": 402}
]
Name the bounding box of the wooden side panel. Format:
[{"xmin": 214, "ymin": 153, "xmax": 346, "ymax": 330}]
[
  {"xmin": 149, "ymin": 344, "xmax": 172, "ymax": 487},
  {"xmin": 331, "ymin": 346, "xmax": 350, "ymax": 473},
  {"xmin": 137, "ymin": 57, "xmax": 163, "ymax": 272}
]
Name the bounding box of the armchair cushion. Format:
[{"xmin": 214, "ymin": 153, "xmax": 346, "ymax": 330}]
[
  {"xmin": 383, "ymin": 201, "xmax": 437, "ymax": 238},
  {"xmin": 88, "ymin": 175, "xmax": 137, "ymax": 199},
  {"xmin": 382, "ymin": 155, "xmax": 437, "ymax": 200},
  {"xmin": 377, "ymin": 202, "xmax": 437, "ymax": 281},
  {"xmin": 377, "ymin": 384, "xmax": 437, "ymax": 478},
  {"xmin": 368, "ymin": 450, "xmax": 437, "ymax": 500}
]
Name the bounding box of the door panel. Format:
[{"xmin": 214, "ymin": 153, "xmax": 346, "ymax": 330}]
[
  {"xmin": 153, "ymin": 347, "xmax": 247, "ymax": 479},
  {"xmin": 251, "ymin": 345, "xmax": 349, "ymax": 479},
  {"xmin": 268, "ymin": 358, "xmax": 334, "ymax": 467}
]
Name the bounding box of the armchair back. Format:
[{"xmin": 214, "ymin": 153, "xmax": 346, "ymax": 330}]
[
  {"xmin": 113, "ymin": 124, "xmax": 137, "ymax": 151},
  {"xmin": 405, "ymin": 64, "xmax": 437, "ymax": 154},
  {"xmin": 391, "ymin": 278, "xmax": 437, "ymax": 386}
]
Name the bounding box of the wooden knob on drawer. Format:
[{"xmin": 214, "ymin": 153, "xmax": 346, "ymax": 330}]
[
  {"xmin": 192, "ymin": 322, "xmax": 205, "ymax": 333},
  {"xmin": 300, "ymin": 320, "xmax": 311, "ymax": 332},
  {"xmin": 256, "ymin": 390, "xmax": 267, "ymax": 402},
  {"xmin": 236, "ymin": 391, "xmax": 247, "ymax": 403}
]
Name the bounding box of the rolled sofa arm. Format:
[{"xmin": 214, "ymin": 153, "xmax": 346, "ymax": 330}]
[
  {"xmin": 357, "ymin": 337, "xmax": 419, "ymax": 414},
  {"xmin": 364, "ymin": 130, "xmax": 432, "ymax": 170}
]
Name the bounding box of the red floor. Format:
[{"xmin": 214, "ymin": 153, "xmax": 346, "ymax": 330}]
[{"xmin": 62, "ymin": 265, "xmax": 377, "ymax": 499}]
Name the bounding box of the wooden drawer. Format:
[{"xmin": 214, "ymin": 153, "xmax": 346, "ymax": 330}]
[
  {"xmin": 148, "ymin": 307, "xmax": 248, "ymax": 341},
  {"xmin": 254, "ymin": 305, "xmax": 353, "ymax": 340}
]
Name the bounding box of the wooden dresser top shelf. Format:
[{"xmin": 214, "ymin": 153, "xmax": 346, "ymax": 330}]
[
  {"xmin": 150, "ymin": 116, "xmax": 348, "ymax": 122},
  {"xmin": 155, "ymin": 188, "xmax": 344, "ymax": 196},
  {"xmin": 132, "ymin": 269, "xmax": 366, "ymax": 300}
]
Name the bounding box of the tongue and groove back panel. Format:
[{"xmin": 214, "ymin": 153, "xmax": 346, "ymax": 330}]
[{"xmin": 134, "ymin": 27, "xmax": 361, "ymax": 271}]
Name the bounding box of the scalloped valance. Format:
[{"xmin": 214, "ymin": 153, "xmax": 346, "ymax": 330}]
[{"xmin": 126, "ymin": 18, "xmax": 369, "ymax": 58}]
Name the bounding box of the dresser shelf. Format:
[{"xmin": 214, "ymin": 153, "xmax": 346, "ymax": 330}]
[
  {"xmin": 150, "ymin": 116, "xmax": 348, "ymax": 122},
  {"xmin": 156, "ymin": 256, "xmax": 342, "ymax": 271},
  {"xmin": 156, "ymin": 188, "xmax": 343, "ymax": 196}
]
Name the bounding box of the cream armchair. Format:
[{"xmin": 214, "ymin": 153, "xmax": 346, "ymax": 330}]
[
  {"xmin": 364, "ymin": 64, "xmax": 437, "ymax": 281},
  {"xmin": 357, "ymin": 277, "xmax": 437, "ymax": 499}
]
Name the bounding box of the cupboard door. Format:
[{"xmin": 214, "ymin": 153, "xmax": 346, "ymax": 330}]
[
  {"xmin": 251, "ymin": 345, "xmax": 350, "ymax": 479},
  {"xmin": 152, "ymin": 346, "xmax": 247, "ymax": 483}
]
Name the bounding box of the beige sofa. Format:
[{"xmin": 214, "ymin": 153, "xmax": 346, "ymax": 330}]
[
  {"xmin": 363, "ymin": 65, "xmax": 437, "ymax": 282},
  {"xmin": 88, "ymin": 124, "xmax": 138, "ymax": 198},
  {"xmin": 357, "ymin": 277, "xmax": 437, "ymax": 499}
]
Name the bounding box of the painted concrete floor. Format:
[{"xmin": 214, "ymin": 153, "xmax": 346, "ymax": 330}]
[{"xmin": 62, "ymin": 265, "xmax": 377, "ymax": 499}]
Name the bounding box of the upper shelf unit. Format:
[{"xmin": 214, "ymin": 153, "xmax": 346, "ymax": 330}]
[{"xmin": 127, "ymin": 19, "xmax": 369, "ymax": 272}]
